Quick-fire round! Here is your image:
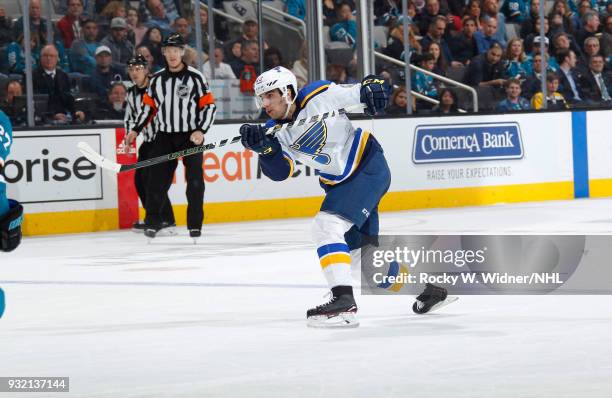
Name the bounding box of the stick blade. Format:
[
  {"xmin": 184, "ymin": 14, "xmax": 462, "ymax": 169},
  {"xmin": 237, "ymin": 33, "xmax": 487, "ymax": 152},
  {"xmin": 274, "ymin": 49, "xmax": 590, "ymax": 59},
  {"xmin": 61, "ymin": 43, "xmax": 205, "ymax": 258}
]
[{"xmin": 77, "ymin": 142, "xmax": 121, "ymax": 173}]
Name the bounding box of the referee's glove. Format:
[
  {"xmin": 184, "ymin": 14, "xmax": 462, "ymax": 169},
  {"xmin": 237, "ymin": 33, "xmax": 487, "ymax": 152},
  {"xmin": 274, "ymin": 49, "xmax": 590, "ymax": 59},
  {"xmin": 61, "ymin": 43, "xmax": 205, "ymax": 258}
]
[{"xmin": 239, "ymin": 124, "xmax": 280, "ymax": 156}]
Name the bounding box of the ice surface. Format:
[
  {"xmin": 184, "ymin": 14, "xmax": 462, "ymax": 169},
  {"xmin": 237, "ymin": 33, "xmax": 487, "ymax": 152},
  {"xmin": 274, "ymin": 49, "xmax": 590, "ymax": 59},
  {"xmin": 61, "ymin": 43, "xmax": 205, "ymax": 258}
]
[{"xmin": 2, "ymin": 199, "xmax": 612, "ymax": 397}]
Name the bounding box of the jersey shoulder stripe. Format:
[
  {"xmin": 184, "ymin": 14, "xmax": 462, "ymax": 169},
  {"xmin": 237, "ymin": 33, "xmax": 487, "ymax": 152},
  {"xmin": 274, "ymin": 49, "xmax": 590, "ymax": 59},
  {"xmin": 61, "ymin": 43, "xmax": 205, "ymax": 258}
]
[{"xmin": 297, "ymin": 80, "xmax": 332, "ymax": 109}]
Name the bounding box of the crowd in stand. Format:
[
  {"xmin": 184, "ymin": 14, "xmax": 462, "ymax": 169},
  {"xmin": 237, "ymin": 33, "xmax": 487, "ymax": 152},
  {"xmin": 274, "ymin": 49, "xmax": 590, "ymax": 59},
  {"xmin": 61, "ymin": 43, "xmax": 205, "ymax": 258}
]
[
  {"xmin": 373, "ymin": 0, "xmax": 612, "ymax": 113},
  {"xmin": 1, "ymin": 0, "xmax": 611, "ymax": 126}
]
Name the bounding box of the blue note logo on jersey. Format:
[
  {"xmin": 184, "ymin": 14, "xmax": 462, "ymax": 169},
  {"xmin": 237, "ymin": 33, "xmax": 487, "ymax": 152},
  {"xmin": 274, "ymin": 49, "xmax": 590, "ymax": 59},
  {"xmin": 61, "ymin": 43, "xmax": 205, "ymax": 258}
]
[
  {"xmin": 290, "ymin": 121, "xmax": 331, "ymax": 165},
  {"xmin": 412, "ymin": 122, "xmax": 524, "ymax": 164}
]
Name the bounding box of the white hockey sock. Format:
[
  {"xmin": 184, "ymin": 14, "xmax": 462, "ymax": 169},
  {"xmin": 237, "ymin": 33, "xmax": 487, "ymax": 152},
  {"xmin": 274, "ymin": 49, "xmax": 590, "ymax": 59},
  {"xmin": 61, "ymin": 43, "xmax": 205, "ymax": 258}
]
[{"xmin": 312, "ymin": 212, "xmax": 354, "ymax": 288}]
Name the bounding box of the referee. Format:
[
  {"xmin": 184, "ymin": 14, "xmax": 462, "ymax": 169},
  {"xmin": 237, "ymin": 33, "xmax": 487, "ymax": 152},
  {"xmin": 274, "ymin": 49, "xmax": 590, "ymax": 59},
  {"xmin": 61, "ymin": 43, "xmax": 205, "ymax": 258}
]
[
  {"xmin": 129, "ymin": 34, "xmax": 216, "ymax": 239},
  {"xmin": 124, "ymin": 55, "xmax": 176, "ymax": 233}
]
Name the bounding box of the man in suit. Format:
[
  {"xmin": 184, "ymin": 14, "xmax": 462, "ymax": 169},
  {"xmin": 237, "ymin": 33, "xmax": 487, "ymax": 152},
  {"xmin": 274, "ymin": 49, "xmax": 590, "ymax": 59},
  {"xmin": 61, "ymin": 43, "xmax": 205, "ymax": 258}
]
[
  {"xmin": 579, "ymin": 54, "xmax": 612, "ymax": 106},
  {"xmin": 33, "ymin": 44, "xmax": 85, "ymax": 124},
  {"xmin": 556, "ymin": 48, "xmax": 584, "ymax": 105}
]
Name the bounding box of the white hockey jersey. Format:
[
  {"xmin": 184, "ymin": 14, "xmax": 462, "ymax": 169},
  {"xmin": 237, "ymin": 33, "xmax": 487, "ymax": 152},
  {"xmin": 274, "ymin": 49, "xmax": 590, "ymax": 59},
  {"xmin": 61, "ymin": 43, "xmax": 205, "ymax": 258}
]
[{"xmin": 264, "ymin": 80, "xmax": 370, "ymax": 185}]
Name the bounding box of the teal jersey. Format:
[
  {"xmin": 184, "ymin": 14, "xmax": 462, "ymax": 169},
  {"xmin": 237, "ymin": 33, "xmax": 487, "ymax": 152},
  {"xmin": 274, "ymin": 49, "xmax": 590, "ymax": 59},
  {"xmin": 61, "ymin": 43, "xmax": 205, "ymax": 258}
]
[{"xmin": 0, "ymin": 110, "xmax": 13, "ymax": 217}]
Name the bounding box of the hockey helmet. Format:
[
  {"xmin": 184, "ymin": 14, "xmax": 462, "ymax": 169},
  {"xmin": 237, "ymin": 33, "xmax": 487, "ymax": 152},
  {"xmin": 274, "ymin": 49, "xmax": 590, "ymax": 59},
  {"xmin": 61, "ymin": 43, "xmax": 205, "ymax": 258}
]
[
  {"xmin": 254, "ymin": 66, "xmax": 298, "ymax": 109},
  {"xmin": 162, "ymin": 33, "xmax": 186, "ymax": 48},
  {"xmin": 127, "ymin": 54, "xmax": 148, "ymax": 68}
]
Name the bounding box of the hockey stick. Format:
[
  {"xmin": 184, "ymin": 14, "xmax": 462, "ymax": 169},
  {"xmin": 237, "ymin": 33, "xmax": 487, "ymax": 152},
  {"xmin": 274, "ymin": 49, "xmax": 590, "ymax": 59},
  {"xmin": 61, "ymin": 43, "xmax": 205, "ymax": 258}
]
[{"xmin": 77, "ymin": 104, "xmax": 366, "ymax": 174}]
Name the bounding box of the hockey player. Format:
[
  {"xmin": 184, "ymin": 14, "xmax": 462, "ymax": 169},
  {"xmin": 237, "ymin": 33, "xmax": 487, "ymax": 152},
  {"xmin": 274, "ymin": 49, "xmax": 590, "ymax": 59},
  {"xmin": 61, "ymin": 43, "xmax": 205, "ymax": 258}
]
[
  {"xmin": 239, "ymin": 67, "xmax": 450, "ymax": 327},
  {"xmin": 124, "ymin": 55, "xmax": 176, "ymax": 234},
  {"xmin": 1, "ymin": 109, "xmax": 25, "ymax": 318},
  {"xmin": 129, "ymin": 33, "xmax": 216, "ymax": 240}
]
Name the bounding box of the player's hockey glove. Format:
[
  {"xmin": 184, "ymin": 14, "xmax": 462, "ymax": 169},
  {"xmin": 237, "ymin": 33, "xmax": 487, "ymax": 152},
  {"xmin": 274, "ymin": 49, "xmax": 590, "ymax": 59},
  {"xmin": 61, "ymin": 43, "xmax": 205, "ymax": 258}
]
[
  {"xmin": 239, "ymin": 124, "xmax": 280, "ymax": 156},
  {"xmin": 0, "ymin": 199, "xmax": 24, "ymax": 252},
  {"xmin": 360, "ymin": 75, "xmax": 388, "ymax": 116}
]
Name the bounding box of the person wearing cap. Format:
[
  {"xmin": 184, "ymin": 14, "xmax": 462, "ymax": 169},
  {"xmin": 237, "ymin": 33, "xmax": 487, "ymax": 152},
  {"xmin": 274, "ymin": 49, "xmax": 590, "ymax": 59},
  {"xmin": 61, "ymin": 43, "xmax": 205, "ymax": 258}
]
[
  {"xmin": 88, "ymin": 45, "xmax": 127, "ymax": 98},
  {"xmin": 57, "ymin": 0, "xmax": 85, "ymax": 49},
  {"xmin": 101, "ymin": 17, "xmax": 135, "ymax": 71},
  {"xmin": 123, "ymin": 55, "xmax": 176, "ymax": 233},
  {"xmin": 69, "ymin": 19, "xmax": 100, "ymax": 75},
  {"xmin": 128, "ymin": 33, "xmax": 217, "ymax": 240},
  {"xmin": 527, "ymin": 35, "xmax": 561, "ymax": 71}
]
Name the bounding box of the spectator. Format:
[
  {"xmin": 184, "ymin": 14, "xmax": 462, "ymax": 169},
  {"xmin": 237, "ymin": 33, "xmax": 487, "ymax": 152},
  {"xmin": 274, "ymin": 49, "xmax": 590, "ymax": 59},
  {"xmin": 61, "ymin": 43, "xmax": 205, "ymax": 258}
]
[
  {"xmin": 497, "ymin": 78, "xmax": 531, "ymax": 110},
  {"xmin": 481, "ymin": 0, "xmax": 507, "ymax": 48},
  {"xmin": 464, "ymin": 0, "xmax": 483, "ymax": 31},
  {"xmin": 286, "ymin": 0, "xmax": 306, "ymax": 20},
  {"xmin": 602, "ymin": 14, "xmax": 612, "ymax": 59},
  {"xmin": 425, "ymin": 42, "xmax": 447, "ymax": 76},
  {"xmin": 14, "ymin": 0, "xmax": 48, "ymax": 41},
  {"xmin": 575, "ymin": 11, "xmax": 600, "ymax": 49},
  {"xmin": 523, "ymin": 53, "xmax": 554, "ymax": 98},
  {"xmin": 0, "ymin": 6, "xmax": 12, "ymax": 48},
  {"xmin": 524, "ymin": 17, "xmax": 552, "ymax": 53},
  {"xmin": 145, "ymin": 0, "xmax": 175, "ymax": 36},
  {"xmin": 140, "ymin": 0, "xmax": 179, "ymax": 30},
  {"xmin": 557, "ymin": 48, "xmax": 584, "ymax": 103},
  {"xmin": 474, "ymin": 16, "xmax": 500, "ymax": 54},
  {"xmin": 136, "ymin": 45, "xmax": 161, "ymax": 73},
  {"xmin": 578, "ymin": 54, "xmax": 612, "ymax": 104},
  {"xmin": 432, "ymin": 87, "xmax": 459, "ymax": 113},
  {"xmin": 415, "ymin": 0, "xmax": 444, "ymax": 36},
  {"xmin": 520, "ymin": 0, "xmax": 541, "ymax": 38},
  {"xmin": 33, "ymin": 45, "xmax": 85, "ymax": 124},
  {"xmin": 230, "ymin": 40, "xmax": 260, "ymax": 93},
  {"xmin": 464, "ymin": 42, "xmax": 507, "ymax": 87},
  {"xmin": 292, "ymin": 42, "xmax": 308, "ymax": 89},
  {"xmin": 101, "ymin": 17, "xmax": 135, "ymax": 71},
  {"xmin": 88, "ymin": 46, "xmax": 126, "ymax": 98},
  {"xmin": 173, "ymin": 17, "xmax": 190, "ymax": 44},
  {"xmin": 93, "ymin": 81, "xmax": 126, "ymax": 119},
  {"xmin": 126, "ymin": 7, "xmax": 147, "ymax": 47},
  {"xmin": 412, "ymin": 53, "xmax": 438, "ymax": 110},
  {"xmin": 420, "ymin": 16, "xmax": 458, "ymax": 67},
  {"xmin": 578, "ymin": 36, "xmax": 602, "ymax": 72},
  {"xmin": 226, "ymin": 41, "xmax": 242, "ymax": 64},
  {"xmin": 386, "ymin": 86, "xmax": 409, "ymax": 114},
  {"xmin": 6, "ymin": 33, "xmax": 42, "ymax": 74},
  {"xmin": 70, "ymin": 19, "xmax": 100, "ymax": 75},
  {"xmin": 504, "ymin": 38, "xmax": 531, "ymax": 79},
  {"xmin": 234, "ymin": 20, "xmax": 268, "ymax": 50},
  {"xmin": 264, "ymin": 47, "xmax": 284, "ymax": 69},
  {"xmin": 323, "ymin": 0, "xmax": 340, "ymax": 26},
  {"xmin": 99, "ymin": 1, "xmax": 127, "ymax": 21},
  {"xmin": 181, "ymin": 45, "xmax": 207, "ymax": 69},
  {"xmin": 327, "ymin": 63, "xmax": 358, "ymax": 84},
  {"xmin": 203, "ymin": 47, "xmax": 236, "ymax": 80},
  {"xmin": 449, "ymin": 16, "xmax": 478, "ymax": 65},
  {"xmin": 552, "ymin": 31, "xmax": 582, "ymax": 59},
  {"xmin": 57, "ymin": 0, "xmax": 85, "ymax": 49},
  {"xmin": 531, "ymin": 72, "xmax": 569, "ymax": 109},
  {"xmin": 501, "ymin": 0, "xmax": 528, "ymax": 24},
  {"xmin": 548, "ymin": 0, "xmax": 577, "ymax": 36},
  {"xmin": 527, "ymin": 36, "xmax": 560, "ymax": 72},
  {"xmin": 140, "ymin": 27, "xmax": 164, "ymax": 67},
  {"xmin": 330, "ymin": 2, "xmax": 358, "ymax": 49},
  {"xmin": 384, "ymin": 19, "xmax": 422, "ymax": 62},
  {"xmin": 0, "ymin": 80, "xmax": 25, "ymax": 125}
]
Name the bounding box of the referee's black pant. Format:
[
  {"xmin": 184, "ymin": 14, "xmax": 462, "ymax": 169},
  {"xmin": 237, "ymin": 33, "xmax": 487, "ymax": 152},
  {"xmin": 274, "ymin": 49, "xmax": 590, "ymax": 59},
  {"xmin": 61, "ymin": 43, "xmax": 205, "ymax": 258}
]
[
  {"xmin": 144, "ymin": 132, "xmax": 204, "ymax": 231},
  {"xmin": 135, "ymin": 141, "xmax": 176, "ymax": 225}
]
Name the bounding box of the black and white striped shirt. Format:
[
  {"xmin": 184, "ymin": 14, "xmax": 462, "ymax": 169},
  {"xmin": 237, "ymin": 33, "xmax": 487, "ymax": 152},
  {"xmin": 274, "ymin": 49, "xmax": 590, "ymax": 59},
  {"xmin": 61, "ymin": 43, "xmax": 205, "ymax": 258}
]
[
  {"xmin": 133, "ymin": 64, "xmax": 216, "ymax": 135},
  {"xmin": 125, "ymin": 84, "xmax": 156, "ymax": 142}
]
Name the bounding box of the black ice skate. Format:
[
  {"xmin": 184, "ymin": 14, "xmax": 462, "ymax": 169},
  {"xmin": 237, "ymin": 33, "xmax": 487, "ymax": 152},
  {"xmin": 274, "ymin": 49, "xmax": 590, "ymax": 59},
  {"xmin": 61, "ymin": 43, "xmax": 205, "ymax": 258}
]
[
  {"xmin": 307, "ymin": 294, "xmax": 359, "ymax": 328},
  {"xmin": 132, "ymin": 221, "xmax": 146, "ymax": 233},
  {"xmin": 189, "ymin": 229, "xmax": 201, "ymax": 244},
  {"xmin": 413, "ymin": 283, "xmax": 458, "ymax": 314}
]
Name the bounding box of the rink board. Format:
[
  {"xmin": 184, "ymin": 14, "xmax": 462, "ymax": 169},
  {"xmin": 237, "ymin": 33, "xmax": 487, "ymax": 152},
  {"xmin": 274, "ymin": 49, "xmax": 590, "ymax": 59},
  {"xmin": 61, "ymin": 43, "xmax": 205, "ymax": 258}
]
[{"xmin": 6, "ymin": 109, "xmax": 608, "ymax": 235}]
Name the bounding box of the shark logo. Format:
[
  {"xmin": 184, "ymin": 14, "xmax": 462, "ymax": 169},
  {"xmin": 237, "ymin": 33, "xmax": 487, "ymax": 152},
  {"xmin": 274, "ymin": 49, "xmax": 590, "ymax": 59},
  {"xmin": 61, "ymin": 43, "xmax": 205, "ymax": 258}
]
[{"xmin": 290, "ymin": 121, "xmax": 331, "ymax": 165}]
